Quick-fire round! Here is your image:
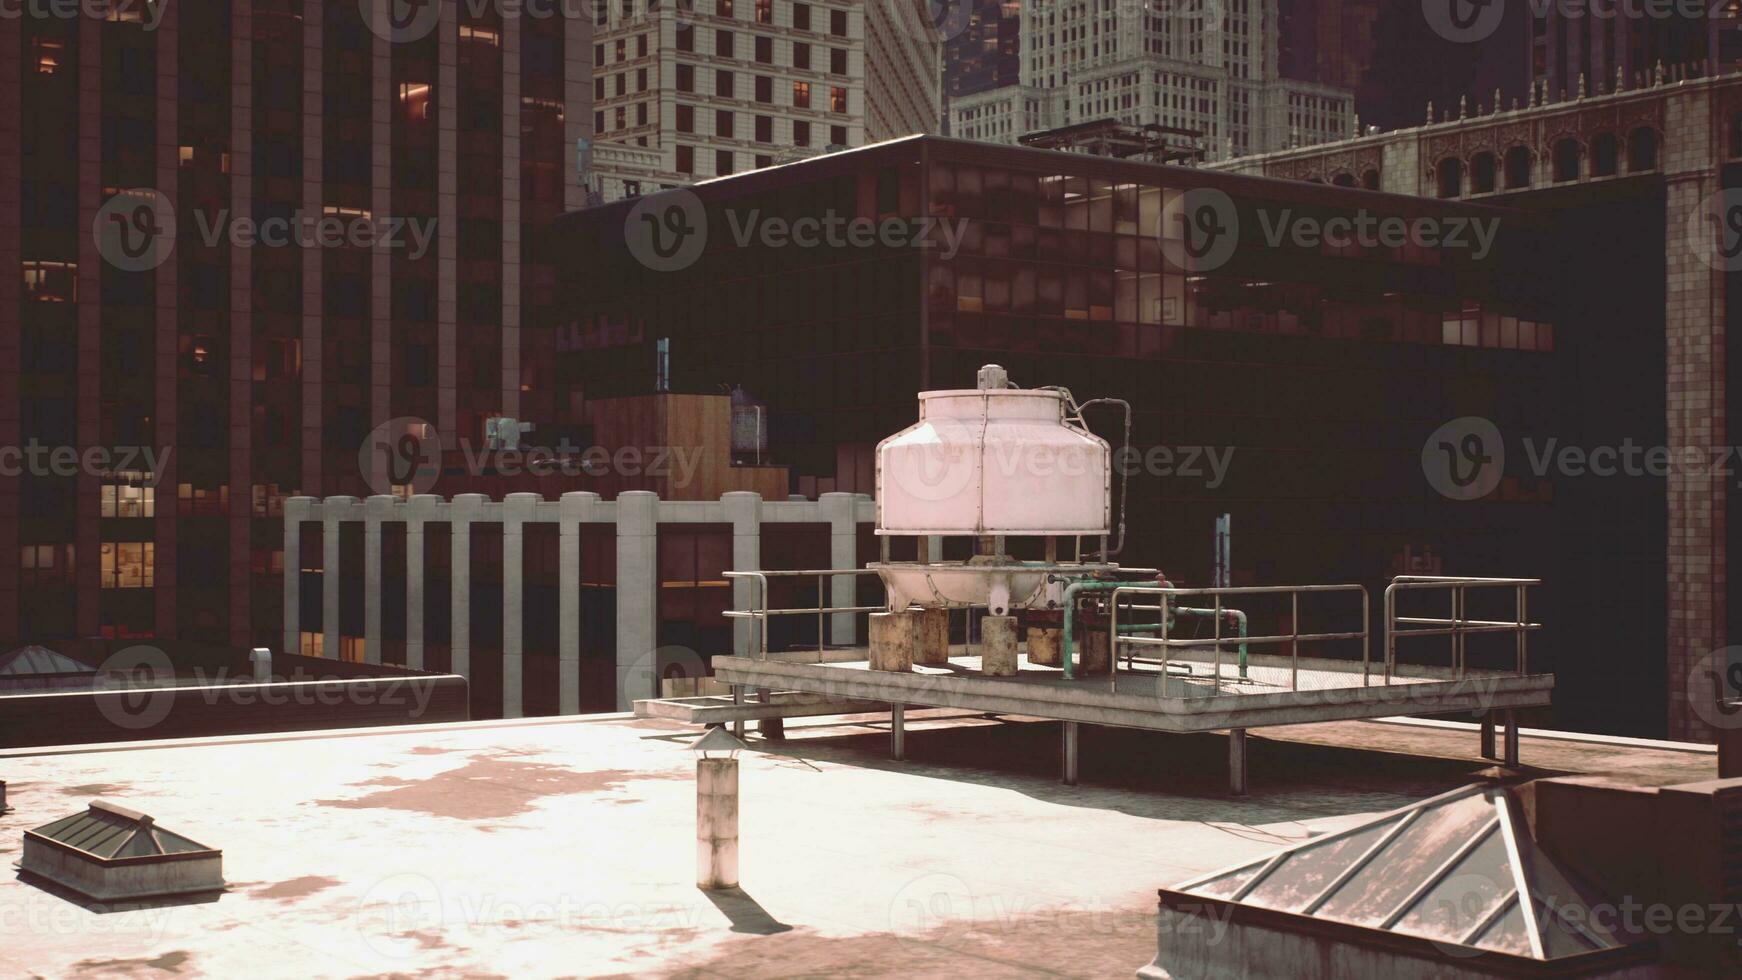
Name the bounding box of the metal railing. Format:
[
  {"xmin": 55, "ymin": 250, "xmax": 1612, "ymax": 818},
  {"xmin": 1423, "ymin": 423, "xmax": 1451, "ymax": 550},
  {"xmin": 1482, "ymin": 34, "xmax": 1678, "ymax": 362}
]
[
  {"xmin": 1108, "ymin": 584, "xmax": 1370, "ymax": 695},
  {"xmin": 722, "ymin": 569, "xmax": 887, "ymax": 661},
  {"xmin": 1383, "ymin": 576, "xmax": 1540, "ymax": 681}
]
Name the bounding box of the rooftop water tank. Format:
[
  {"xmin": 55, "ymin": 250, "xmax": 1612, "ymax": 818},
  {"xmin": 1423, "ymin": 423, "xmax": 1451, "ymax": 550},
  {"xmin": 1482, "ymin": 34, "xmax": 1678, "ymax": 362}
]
[{"xmin": 876, "ymin": 365, "xmax": 1111, "ymax": 537}]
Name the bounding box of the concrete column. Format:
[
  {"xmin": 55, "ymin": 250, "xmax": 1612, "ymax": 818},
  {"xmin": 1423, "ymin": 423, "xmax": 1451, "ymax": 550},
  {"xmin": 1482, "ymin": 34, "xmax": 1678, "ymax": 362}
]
[
  {"xmin": 696, "ymin": 757, "xmax": 740, "ymax": 889},
  {"xmin": 890, "ymin": 704, "xmax": 906, "ymax": 760},
  {"xmin": 322, "ymin": 496, "xmax": 355, "ymax": 660},
  {"xmin": 722, "ymin": 491, "xmax": 762, "ymax": 656},
  {"xmin": 820, "ymin": 492, "xmax": 858, "ymax": 646},
  {"xmin": 558, "ymin": 492, "xmax": 595, "ymax": 715},
  {"xmin": 1063, "ymin": 721, "xmax": 1079, "ymax": 785},
  {"xmin": 1028, "ymin": 627, "xmax": 1063, "ymax": 667},
  {"xmin": 915, "ymin": 608, "xmax": 951, "ymax": 665},
  {"xmin": 282, "ymin": 497, "xmax": 311, "ymax": 655},
  {"xmin": 404, "ymin": 494, "xmax": 439, "ymax": 670},
  {"xmin": 616, "ymin": 491, "xmax": 660, "ymax": 710},
  {"xmin": 981, "ymin": 615, "xmax": 1019, "ymax": 676},
  {"xmin": 1503, "ymin": 710, "xmax": 1520, "ymax": 768},
  {"xmin": 363, "ymin": 495, "xmax": 393, "ymax": 665},
  {"xmin": 869, "ymin": 611, "xmax": 916, "ymax": 671},
  {"xmin": 502, "ymin": 492, "xmax": 539, "ymax": 718},
  {"xmin": 1480, "ymin": 711, "xmax": 1497, "ymax": 760},
  {"xmin": 450, "ymin": 494, "xmax": 485, "ymax": 679}
]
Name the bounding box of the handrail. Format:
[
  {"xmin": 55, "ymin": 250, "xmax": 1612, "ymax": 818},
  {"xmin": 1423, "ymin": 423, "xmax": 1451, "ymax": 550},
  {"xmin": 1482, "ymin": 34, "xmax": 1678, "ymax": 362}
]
[
  {"xmin": 723, "ymin": 569, "xmax": 888, "ymax": 661},
  {"xmin": 1108, "ymin": 584, "xmax": 1370, "ymax": 695},
  {"xmin": 1383, "ymin": 576, "xmax": 1540, "ymax": 681}
]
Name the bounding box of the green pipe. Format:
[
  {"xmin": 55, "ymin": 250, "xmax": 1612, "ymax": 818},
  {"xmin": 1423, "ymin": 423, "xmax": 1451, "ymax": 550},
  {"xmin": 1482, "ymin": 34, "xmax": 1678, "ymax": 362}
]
[{"xmin": 1058, "ymin": 579, "xmax": 1125, "ymax": 680}]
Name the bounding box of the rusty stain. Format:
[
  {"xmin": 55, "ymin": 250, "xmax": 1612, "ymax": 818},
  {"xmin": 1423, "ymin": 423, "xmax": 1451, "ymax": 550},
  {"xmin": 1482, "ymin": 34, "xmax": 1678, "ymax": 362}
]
[
  {"xmin": 312, "ymin": 755, "xmax": 684, "ymax": 821},
  {"xmin": 251, "ymin": 875, "xmax": 343, "ymax": 903},
  {"xmin": 71, "ymin": 950, "xmax": 191, "ymax": 975}
]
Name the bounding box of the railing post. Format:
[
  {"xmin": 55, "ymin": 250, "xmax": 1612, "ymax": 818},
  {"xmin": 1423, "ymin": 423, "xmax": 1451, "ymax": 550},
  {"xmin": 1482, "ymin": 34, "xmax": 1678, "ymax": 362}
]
[
  {"xmin": 1212, "ymin": 593, "xmax": 1223, "ymax": 695},
  {"xmin": 1290, "ymin": 590, "xmax": 1299, "ymax": 692}
]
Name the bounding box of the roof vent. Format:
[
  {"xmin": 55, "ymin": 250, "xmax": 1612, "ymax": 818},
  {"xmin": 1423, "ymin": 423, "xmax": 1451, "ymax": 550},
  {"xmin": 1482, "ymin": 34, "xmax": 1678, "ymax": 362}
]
[{"xmin": 21, "ymin": 800, "xmax": 224, "ymax": 902}]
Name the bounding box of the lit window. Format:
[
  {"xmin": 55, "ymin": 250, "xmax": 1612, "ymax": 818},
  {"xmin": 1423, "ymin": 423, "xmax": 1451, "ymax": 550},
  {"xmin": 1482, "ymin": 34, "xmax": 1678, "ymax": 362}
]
[
  {"xmin": 100, "ymin": 542, "xmax": 155, "ymax": 589},
  {"xmin": 22, "ymin": 261, "xmax": 76, "ymax": 303},
  {"xmin": 101, "ymin": 473, "xmax": 156, "ymax": 518}
]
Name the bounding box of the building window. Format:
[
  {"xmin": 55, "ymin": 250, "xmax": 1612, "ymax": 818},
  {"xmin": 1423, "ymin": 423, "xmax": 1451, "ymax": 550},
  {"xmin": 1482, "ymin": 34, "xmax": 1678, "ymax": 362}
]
[
  {"xmin": 716, "ymin": 69, "xmax": 733, "ymax": 97},
  {"xmin": 830, "ymin": 8, "xmax": 846, "ymax": 35},
  {"xmin": 676, "ymin": 145, "xmax": 695, "ymax": 173},
  {"xmin": 637, "ymin": 67, "xmax": 647, "ymax": 91},
  {"xmin": 792, "ymin": 2, "xmax": 809, "ymax": 30},
  {"xmin": 615, "ymin": 73, "xmax": 626, "ymax": 96},
  {"xmin": 594, "ymin": 110, "xmax": 605, "ymax": 132},
  {"xmin": 756, "ymin": 154, "xmax": 773, "ymax": 169},
  {"xmin": 677, "ymin": 64, "xmax": 695, "ymax": 92},
  {"xmin": 677, "ymin": 25, "xmax": 693, "ymax": 52},
  {"xmin": 756, "ymin": 0, "xmax": 772, "ymax": 23},
  {"xmin": 716, "ymin": 109, "xmax": 734, "ymax": 138},
  {"xmin": 716, "ymin": 0, "xmax": 733, "ymax": 14},
  {"xmin": 594, "ymin": 76, "xmax": 605, "ymax": 99},
  {"xmin": 615, "ymin": 38, "xmax": 626, "ymax": 61},
  {"xmin": 101, "ymin": 474, "xmax": 155, "ymax": 518},
  {"xmin": 716, "ymin": 150, "xmax": 734, "ymax": 175},
  {"xmin": 793, "ymin": 80, "xmax": 810, "ymax": 108},
  {"xmin": 756, "ymin": 35, "xmax": 773, "ymax": 64},
  {"xmin": 793, "ymin": 119, "xmax": 810, "ymax": 146},
  {"xmin": 830, "ymin": 124, "xmax": 847, "ymax": 146},
  {"xmin": 756, "ymin": 115, "xmax": 773, "ymax": 142},
  {"xmin": 615, "ymin": 105, "xmax": 627, "ymax": 129},
  {"xmin": 22, "ymin": 261, "xmax": 76, "ymax": 302},
  {"xmin": 831, "ymin": 47, "xmax": 846, "ymax": 74},
  {"xmin": 101, "ymin": 542, "xmax": 154, "ymax": 589},
  {"xmin": 791, "ymin": 41, "xmax": 808, "ymax": 69},
  {"xmin": 677, "ymin": 104, "xmax": 695, "ymax": 133},
  {"xmin": 20, "ymin": 544, "xmax": 74, "ymax": 588},
  {"xmin": 829, "ymin": 86, "xmax": 846, "ymax": 113},
  {"xmin": 638, "ymin": 34, "xmax": 648, "ymax": 57},
  {"xmin": 594, "ymin": 42, "xmax": 604, "ymax": 64},
  {"xmin": 637, "ymin": 102, "xmax": 648, "ymax": 125},
  {"xmin": 755, "ymin": 75, "xmax": 772, "ymax": 102},
  {"xmin": 715, "ymin": 29, "xmax": 733, "ymax": 58}
]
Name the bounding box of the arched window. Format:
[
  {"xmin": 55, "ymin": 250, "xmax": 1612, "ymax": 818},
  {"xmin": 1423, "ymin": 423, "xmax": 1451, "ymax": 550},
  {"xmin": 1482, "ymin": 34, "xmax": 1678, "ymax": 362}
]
[
  {"xmin": 1437, "ymin": 157, "xmax": 1463, "ymax": 198},
  {"xmin": 1505, "ymin": 146, "xmax": 1532, "ymax": 189},
  {"xmin": 1628, "ymin": 127, "xmax": 1658, "ymax": 171},
  {"xmin": 1591, "ymin": 133, "xmax": 1619, "ymax": 177},
  {"xmin": 1471, "ymin": 152, "xmax": 1497, "ymax": 193},
  {"xmin": 1362, "ymin": 169, "xmax": 1380, "ymax": 190},
  {"xmin": 1553, "ymin": 138, "xmax": 1581, "ymax": 182},
  {"xmin": 1332, "ymin": 173, "xmax": 1356, "ymax": 188}
]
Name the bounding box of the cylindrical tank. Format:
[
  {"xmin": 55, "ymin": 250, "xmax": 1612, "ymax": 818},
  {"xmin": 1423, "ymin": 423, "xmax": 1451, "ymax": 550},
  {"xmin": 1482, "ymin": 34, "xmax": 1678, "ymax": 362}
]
[{"xmin": 876, "ymin": 365, "xmax": 1110, "ymax": 536}]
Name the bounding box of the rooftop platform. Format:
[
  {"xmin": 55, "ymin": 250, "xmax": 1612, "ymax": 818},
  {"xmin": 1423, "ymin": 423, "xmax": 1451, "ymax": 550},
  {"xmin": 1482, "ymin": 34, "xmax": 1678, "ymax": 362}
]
[{"xmin": 0, "ymin": 712, "xmax": 1713, "ymax": 977}]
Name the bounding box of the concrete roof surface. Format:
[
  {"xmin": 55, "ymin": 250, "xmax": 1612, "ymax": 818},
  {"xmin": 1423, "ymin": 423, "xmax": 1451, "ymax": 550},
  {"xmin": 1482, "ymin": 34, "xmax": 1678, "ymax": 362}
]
[{"xmin": 0, "ymin": 711, "xmax": 1715, "ymax": 979}]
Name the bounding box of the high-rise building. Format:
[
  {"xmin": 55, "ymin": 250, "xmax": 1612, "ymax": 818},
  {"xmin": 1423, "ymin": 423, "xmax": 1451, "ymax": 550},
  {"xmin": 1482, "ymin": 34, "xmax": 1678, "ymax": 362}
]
[
  {"xmin": 0, "ymin": 2, "xmax": 592, "ymax": 656},
  {"xmin": 587, "ymin": 0, "xmax": 941, "ymax": 202},
  {"xmin": 949, "ymin": 0, "xmax": 1354, "ymax": 160},
  {"xmin": 944, "ymin": 0, "xmax": 1021, "ymax": 99},
  {"xmin": 1528, "ymin": 1, "xmax": 1742, "ymax": 100}
]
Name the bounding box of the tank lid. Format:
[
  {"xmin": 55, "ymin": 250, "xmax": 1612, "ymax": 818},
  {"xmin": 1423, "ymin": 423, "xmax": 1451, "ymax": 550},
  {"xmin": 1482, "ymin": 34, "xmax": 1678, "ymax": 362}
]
[{"xmin": 976, "ymin": 364, "xmax": 1009, "ymax": 391}]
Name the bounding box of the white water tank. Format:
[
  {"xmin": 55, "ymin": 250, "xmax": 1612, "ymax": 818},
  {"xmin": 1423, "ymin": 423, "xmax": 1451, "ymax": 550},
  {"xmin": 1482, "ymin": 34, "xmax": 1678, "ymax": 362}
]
[{"xmin": 876, "ymin": 365, "xmax": 1111, "ymax": 536}]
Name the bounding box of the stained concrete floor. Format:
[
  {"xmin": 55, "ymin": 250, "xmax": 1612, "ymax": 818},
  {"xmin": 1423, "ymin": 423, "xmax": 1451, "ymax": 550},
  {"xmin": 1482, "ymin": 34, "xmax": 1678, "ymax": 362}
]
[{"xmin": 0, "ymin": 712, "xmax": 1716, "ymax": 978}]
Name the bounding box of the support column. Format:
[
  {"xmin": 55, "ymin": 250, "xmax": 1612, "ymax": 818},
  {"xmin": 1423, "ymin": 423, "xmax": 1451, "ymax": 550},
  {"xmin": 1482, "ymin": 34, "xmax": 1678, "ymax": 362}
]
[
  {"xmin": 322, "ymin": 497, "xmax": 354, "ymax": 660},
  {"xmin": 364, "ymin": 495, "xmax": 392, "ymax": 665},
  {"xmin": 723, "ymin": 491, "xmax": 762, "ymax": 656},
  {"xmin": 891, "ymin": 704, "xmax": 906, "ymax": 760},
  {"xmin": 450, "ymin": 494, "xmax": 484, "ymax": 679},
  {"xmin": 502, "ymin": 492, "xmax": 538, "ymax": 718},
  {"xmin": 616, "ymin": 491, "xmax": 660, "ymax": 710},
  {"xmin": 282, "ymin": 497, "xmax": 311, "ymax": 654},
  {"xmin": 821, "ymin": 492, "xmax": 859, "ymax": 646},
  {"xmin": 1229, "ymin": 728, "xmax": 1248, "ymax": 796},
  {"xmin": 1503, "ymin": 710, "xmax": 1520, "ymax": 768},
  {"xmin": 1063, "ymin": 721, "xmax": 1079, "ymax": 785},
  {"xmin": 405, "ymin": 494, "xmax": 439, "ymax": 670},
  {"xmin": 558, "ymin": 492, "xmax": 594, "ymax": 715},
  {"xmin": 981, "ymin": 615, "xmax": 1019, "ymax": 676},
  {"xmin": 1480, "ymin": 711, "xmax": 1497, "ymax": 760}
]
